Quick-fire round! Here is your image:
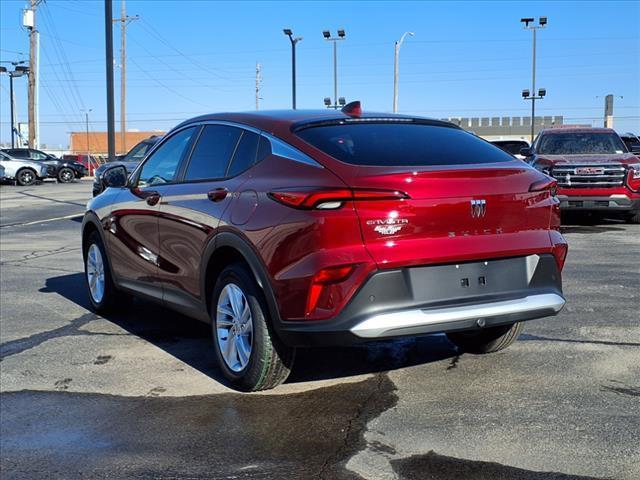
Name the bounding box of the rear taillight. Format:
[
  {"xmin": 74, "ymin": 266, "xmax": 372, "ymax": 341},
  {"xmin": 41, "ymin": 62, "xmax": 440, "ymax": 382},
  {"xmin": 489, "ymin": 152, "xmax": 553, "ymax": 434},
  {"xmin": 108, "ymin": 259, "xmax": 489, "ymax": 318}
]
[
  {"xmin": 552, "ymin": 242, "xmax": 568, "ymax": 271},
  {"xmin": 306, "ymin": 265, "xmax": 356, "ymax": 316},
  {"xmin": 529, "ymin": 177, "xmax": 558, "ymax": 197},
  {"xmin": 269, "ymin": 188, "xmax": 409, "ymax": 210},
  {"xmin": 625, "ymin": 165, "xmax": 640, "ymax": 192}
]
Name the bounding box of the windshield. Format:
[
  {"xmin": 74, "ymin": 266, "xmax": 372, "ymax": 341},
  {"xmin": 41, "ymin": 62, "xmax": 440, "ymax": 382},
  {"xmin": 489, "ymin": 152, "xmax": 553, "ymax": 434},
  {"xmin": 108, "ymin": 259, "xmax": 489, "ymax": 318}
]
[
  {"xmin": 296, "ymin": 122, "xmax": 513, "ymax": 166},
  {"xmin": 537, "ymin": 133, "xmax": 626, "ymax": 155},
  {"xmin": 121, "ymin": 140, "xmax": 155, "ymax": 163},
  {"xmin": 493, "ymin": 141, "xmax": 528, "ymax": 156}
]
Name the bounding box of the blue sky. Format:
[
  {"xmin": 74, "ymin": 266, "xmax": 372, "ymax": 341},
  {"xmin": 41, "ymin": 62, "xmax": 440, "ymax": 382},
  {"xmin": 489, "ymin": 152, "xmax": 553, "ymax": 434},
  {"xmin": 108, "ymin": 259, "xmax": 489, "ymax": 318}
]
[{"xmin": 1, "ymin": 0, "xmax": 639, "ymax": 147}]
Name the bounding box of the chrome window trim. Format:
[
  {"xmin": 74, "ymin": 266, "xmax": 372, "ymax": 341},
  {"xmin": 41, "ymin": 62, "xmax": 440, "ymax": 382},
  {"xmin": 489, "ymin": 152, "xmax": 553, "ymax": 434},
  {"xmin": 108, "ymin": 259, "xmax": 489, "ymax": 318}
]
[
  {"xmin": 133, "ymin": 119, "xmax": 323, "ymax": 184},
  {"xmin": 174, "ymin": 120, "xmax": 323, "ymax": 167}
]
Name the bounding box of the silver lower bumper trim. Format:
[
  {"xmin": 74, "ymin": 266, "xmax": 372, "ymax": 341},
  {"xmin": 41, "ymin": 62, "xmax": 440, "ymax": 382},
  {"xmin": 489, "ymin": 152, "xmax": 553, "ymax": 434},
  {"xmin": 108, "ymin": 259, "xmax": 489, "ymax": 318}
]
[{"xmin": 350, "ymin": 293, "xmax": 566, "ymax": 339}]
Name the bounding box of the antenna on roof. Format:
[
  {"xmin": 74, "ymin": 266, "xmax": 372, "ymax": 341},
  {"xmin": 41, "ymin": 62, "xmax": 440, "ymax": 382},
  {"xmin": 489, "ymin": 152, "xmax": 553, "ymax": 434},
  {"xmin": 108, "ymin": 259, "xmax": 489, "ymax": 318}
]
[{"xmin": 341, "ymin": 101, "xmax": 361, "ymax": 117}]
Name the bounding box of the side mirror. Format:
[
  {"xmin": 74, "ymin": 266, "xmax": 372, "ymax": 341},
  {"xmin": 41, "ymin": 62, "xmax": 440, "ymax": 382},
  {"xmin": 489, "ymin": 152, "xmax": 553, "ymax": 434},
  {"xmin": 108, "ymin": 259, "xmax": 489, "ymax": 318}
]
[
  {"xmin": 520, "ymin": 147, "xmax": 533, "ymax": 157},
  {"xmin": 631, "ymin": 145, "xmax": 640, "ymax": 154},
  {"xmin": 102, "ymin": 165, "xmax": 128, "ymax": 189}
]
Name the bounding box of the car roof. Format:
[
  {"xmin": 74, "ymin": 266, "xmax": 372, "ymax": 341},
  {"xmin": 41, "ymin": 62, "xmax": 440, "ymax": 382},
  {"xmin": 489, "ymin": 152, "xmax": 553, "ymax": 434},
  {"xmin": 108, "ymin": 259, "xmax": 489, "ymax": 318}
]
[
  {"xmin": 174, "ymin": 109, "xmax": 459, "ymax": 134},
  {"xmin": 539, "ymin": 127, "xmax": 617, "ymax": 135}
]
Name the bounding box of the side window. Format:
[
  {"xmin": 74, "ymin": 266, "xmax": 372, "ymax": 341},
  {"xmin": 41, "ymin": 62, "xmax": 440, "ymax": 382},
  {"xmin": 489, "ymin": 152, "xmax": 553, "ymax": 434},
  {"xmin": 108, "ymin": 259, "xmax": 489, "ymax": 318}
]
[
  {"xmin": 32, "ymin": 151, "xmax": 47, "ymax": 160},
  {"xmin": 185, "ymin": 125, "xmax": 242, "ymax": 181},
  {"xmin": 138, "ymin": 127, "xmax": 196, "ymax": 187},
  {"xmin": 227, "ymin": 131, "xmax": 259, "ymax": 177}
]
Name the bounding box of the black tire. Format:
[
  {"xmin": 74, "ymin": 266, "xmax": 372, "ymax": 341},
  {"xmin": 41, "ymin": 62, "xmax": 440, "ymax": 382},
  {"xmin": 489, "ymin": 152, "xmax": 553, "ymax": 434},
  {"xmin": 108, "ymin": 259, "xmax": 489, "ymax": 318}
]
[
  {"xmin": 16, "ymin": 168, "xmax": 37, "ymax": 186},
  {"xmin": 211, "ymin": 263, "xmax": 295, "ymax": 391},
  {"xmin": 83, "ymin": 230, "xmax": 129, "ymax": 313},
  {"xmin": 625, "ymin": 210, "xmax": 640, "ymax": 224},
  {"xmin": 57, "ymin": 167, "xmax": 75, "ymax": 183},
  {"xmin": 446, "ymin": 322, "xmax": 524, "ymax": 354}
]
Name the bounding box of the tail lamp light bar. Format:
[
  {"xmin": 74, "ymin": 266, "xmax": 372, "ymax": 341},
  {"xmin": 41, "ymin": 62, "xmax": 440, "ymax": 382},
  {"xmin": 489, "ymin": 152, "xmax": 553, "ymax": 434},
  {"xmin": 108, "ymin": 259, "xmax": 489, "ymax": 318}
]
[
  {"xmin": 269, "ymin": 188, "xmax": 409, "ymax": 210},
  {"xmin": 529, "ymin": 177, "xmax": 558, "ymax": 197}
]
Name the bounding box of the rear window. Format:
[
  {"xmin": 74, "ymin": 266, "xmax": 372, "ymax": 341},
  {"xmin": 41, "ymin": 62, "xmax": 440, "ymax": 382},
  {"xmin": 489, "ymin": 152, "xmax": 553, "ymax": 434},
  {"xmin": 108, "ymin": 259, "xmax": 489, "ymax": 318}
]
[
  {"xmin": 537, "ymin": 132, "xmax": 626, "ymax": 155},
  {"xmin": 295, "ymin": 123, "xmax": 513, "ymax": 166}
]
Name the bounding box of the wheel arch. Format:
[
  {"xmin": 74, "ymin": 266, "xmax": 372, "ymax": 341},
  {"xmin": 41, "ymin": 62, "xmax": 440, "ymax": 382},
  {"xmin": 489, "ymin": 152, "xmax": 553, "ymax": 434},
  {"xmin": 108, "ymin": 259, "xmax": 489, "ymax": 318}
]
[
  {"xmin": 16, "ymin": 167, "xmax": 37, "ymax": 184},
  {"xmin": 81, "ymin": 212, "xmax": 116, "ymax": 281},
  {"xmin": 201, "ymin": 231, "xmax": 283, "ymax": 332}
]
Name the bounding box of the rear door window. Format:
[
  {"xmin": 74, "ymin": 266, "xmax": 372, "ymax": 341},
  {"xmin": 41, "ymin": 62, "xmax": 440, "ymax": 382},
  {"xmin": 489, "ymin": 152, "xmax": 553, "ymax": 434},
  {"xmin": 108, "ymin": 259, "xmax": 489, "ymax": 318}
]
[
  {"xmin": 184, "ymin": 125, "xmax": 242, "ymax": 181},
  {"xmin": 295, "ymin": 122, "xmax": 512, "ymax": 166}
]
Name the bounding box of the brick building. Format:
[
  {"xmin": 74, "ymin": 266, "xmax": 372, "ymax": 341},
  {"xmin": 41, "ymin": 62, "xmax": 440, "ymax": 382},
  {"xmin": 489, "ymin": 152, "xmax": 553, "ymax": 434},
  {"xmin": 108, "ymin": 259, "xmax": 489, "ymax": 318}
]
[{"xmin": 70, "ymin": 131, "xmax": 165, "ymax": 155}]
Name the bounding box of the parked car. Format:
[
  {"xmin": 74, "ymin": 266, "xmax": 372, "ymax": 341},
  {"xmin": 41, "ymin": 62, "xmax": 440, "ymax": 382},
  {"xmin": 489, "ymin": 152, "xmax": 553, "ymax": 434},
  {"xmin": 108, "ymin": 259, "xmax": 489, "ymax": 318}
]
[
  {"xmin": 82, "ymin": 104, "xmax": 568, "ymax": 391},
  {"xmin": 92, "ymin": 135, "xmax": 162, "ymax": 196},
  {"xmin": 0, "ymin": 150, "xmax": 52, "ymax": 186},
  {"xmin": 522, "ymin": 127, "xmax": 640, "ymax": 223},
  {"xmin": 619, "ymin": 132, "xmax": 640, "ymax": 154},
  {"xmin": 62, "ymin": 154, "xmax": 101, "ymax": 171},
  {"xmin": 491, "ymin": 140, "xmax": 530, "ymax": 160},
  {"xmin": 1, "ymin": 148, "xmax": 87, "ymax": 183}
]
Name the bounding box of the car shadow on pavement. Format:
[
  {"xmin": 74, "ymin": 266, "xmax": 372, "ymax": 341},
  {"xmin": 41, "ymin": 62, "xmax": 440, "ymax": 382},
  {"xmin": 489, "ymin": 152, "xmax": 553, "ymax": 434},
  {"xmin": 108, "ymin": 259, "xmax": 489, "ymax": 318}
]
[{"xmin": 41, "ymin": 273, "xmax": 458, "ymax": 387}]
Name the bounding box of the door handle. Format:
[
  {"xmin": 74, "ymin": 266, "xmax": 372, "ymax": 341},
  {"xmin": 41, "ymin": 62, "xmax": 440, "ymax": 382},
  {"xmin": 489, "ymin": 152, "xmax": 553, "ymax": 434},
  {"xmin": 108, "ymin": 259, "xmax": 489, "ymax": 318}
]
[
  {"xmin": 145, "ymin": 192, "xmax": 161, "ymax": 206},
  {"xmin": 207, "ymin": 188, "xmax": 229, "ymax": 202}
]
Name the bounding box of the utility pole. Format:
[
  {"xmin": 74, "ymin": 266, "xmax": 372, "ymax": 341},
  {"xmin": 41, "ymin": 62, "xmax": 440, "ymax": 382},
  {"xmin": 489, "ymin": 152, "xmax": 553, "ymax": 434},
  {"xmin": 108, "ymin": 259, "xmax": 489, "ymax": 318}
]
[
  {"xmin": 322, "ymin": 29, "xmax": 346, "ymax": 109},
  {"xmin": 255, "ymin": 63, "xmax": 262, "ymax": 110},
  {"xmin": 105, "ymin": 0, "xmax": 116, "ymax": 162},
  {"xmin": 24, "ymin": 1, "xmax": 41, "ymax": 148},
  {"xmin": 520, "ymin": 16, "xmax": 547, "ymax": 143},
  {"xmin": 393, "ymin": 32, "xmax": 414, "ymax": 113},
  {"xmin": 114, "ymin": 0, "xmax": 138, "ymax": 154}
]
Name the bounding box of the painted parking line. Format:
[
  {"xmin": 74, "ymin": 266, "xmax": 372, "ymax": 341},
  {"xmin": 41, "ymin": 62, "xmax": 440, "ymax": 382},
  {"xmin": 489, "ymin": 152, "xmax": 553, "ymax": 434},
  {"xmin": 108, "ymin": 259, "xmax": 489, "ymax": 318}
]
[{"xmin": 0, "ymin": 213, "xmax": 84, "ymax": 228}]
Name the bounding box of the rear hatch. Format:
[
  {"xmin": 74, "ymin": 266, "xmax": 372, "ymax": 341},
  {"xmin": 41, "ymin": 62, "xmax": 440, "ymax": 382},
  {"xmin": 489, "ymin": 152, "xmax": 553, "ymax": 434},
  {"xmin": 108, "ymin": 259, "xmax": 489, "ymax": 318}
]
[{"xmin": 295, "ymin": 120, "xmax": 556, "ymax": 268}]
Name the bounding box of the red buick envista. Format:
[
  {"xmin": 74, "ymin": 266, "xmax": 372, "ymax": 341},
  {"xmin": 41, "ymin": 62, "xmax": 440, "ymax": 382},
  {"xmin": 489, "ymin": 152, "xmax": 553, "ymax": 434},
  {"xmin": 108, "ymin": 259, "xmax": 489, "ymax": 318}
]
[{"xmin": 82, "ymin": 103, "xmax": 568, "ymax": 391}]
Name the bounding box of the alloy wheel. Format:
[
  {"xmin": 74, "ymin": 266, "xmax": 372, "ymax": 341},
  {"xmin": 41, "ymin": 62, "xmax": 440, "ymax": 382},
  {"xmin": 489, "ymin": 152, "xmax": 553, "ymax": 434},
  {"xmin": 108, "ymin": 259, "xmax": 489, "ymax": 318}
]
[
  {"xmin": 86, "ymin": 244, "xmax": 106, "ymax": 303},
  {"xmin": 19, "ymin": 170, "xmax": 35, "ymax": 185},
  {"xmin": 216, "ymin": 283, "xmax": 254, "ymax": 372},
  {"xmin": 59, "ymin": 168, "xmax": 74, "ymax": 182}
]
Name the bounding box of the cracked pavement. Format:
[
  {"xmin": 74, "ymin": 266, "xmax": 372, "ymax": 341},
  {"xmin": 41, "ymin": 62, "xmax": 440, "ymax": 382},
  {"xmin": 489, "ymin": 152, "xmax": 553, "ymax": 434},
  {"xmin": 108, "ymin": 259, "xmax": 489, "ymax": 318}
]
[{"xmin": 1, "ymin": 181, "xmax": 639, "ymax": 479}]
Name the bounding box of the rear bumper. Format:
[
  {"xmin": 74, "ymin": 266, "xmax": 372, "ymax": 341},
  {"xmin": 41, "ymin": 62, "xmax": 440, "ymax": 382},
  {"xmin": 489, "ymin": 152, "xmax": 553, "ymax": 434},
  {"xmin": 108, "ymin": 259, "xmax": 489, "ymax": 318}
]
[
  {"xmin": 278, "ymin": 254, "xmax": 564, "ymax": 347},
  {"xmin": 558, "ymin": 194, "xmax": 640, "ymax": 211}
]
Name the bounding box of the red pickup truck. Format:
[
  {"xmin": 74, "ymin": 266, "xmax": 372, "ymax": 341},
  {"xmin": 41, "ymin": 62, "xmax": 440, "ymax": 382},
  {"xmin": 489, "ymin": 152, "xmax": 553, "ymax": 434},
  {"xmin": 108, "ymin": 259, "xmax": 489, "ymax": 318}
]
[{"xmin": 523, "ymin": 128, "xmax": 640, "ymax": 223}]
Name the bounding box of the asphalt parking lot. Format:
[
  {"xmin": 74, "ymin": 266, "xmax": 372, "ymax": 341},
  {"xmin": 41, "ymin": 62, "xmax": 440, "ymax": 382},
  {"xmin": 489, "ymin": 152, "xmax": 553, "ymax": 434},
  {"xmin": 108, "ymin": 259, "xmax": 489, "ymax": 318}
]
[{"xmin": 0, "ymin": 180, "xmax": 638, "ymax": 480}]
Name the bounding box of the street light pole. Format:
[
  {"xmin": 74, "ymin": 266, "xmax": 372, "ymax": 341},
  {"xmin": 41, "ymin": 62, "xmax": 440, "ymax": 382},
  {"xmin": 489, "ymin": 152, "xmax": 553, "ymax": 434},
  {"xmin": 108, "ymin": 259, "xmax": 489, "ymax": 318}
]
[
  {"xmin": 81, "ymin": 109, "xmax": 93, "ymax": 174},
  {"xmin": 105, "ymin": 0, "xmax": 116, "ymax": 162},
  {"xmin": 393, "ymin": 31, "xmax": 414, "ymax": 113},
  {"xmin": 283, "ymin": 29, "xmax": 302, "ymax": 109},
  {"xmin": 521, "ymin": 16, "xmax": 547, "ymax": 143},
  {"xmin": 1, "ymin": 63, "xmax": 28, "ymax": 148},
  {"xmin": 9, "ymin": 73, "xmax": 16, "ymax": 148},
  {"xmin": 323, "ymin": 29, "xmax": 345, "ymax": 109}
]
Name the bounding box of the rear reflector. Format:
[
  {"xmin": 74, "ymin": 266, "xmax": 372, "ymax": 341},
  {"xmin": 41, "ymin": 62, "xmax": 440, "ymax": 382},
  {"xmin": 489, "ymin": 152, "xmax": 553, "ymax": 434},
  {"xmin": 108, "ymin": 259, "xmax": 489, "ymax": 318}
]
[
  {"xmin": 306, "ymin": 265, "xmax": 355, "ymax": 316},
  {"xmin": 269, "ymin": 188, "xmax": 409, "ymax": 210},
  {"xmin": 552, "ymin": 242, "xmax": 568, "ymax": 271}
]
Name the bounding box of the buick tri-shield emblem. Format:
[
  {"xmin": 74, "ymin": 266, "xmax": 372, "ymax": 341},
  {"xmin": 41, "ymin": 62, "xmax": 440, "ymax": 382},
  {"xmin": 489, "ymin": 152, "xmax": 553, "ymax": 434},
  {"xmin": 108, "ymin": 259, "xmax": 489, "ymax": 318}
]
[{"xmin": 470, "ymin": 199, "xmax": 487, "ymax": 218}]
